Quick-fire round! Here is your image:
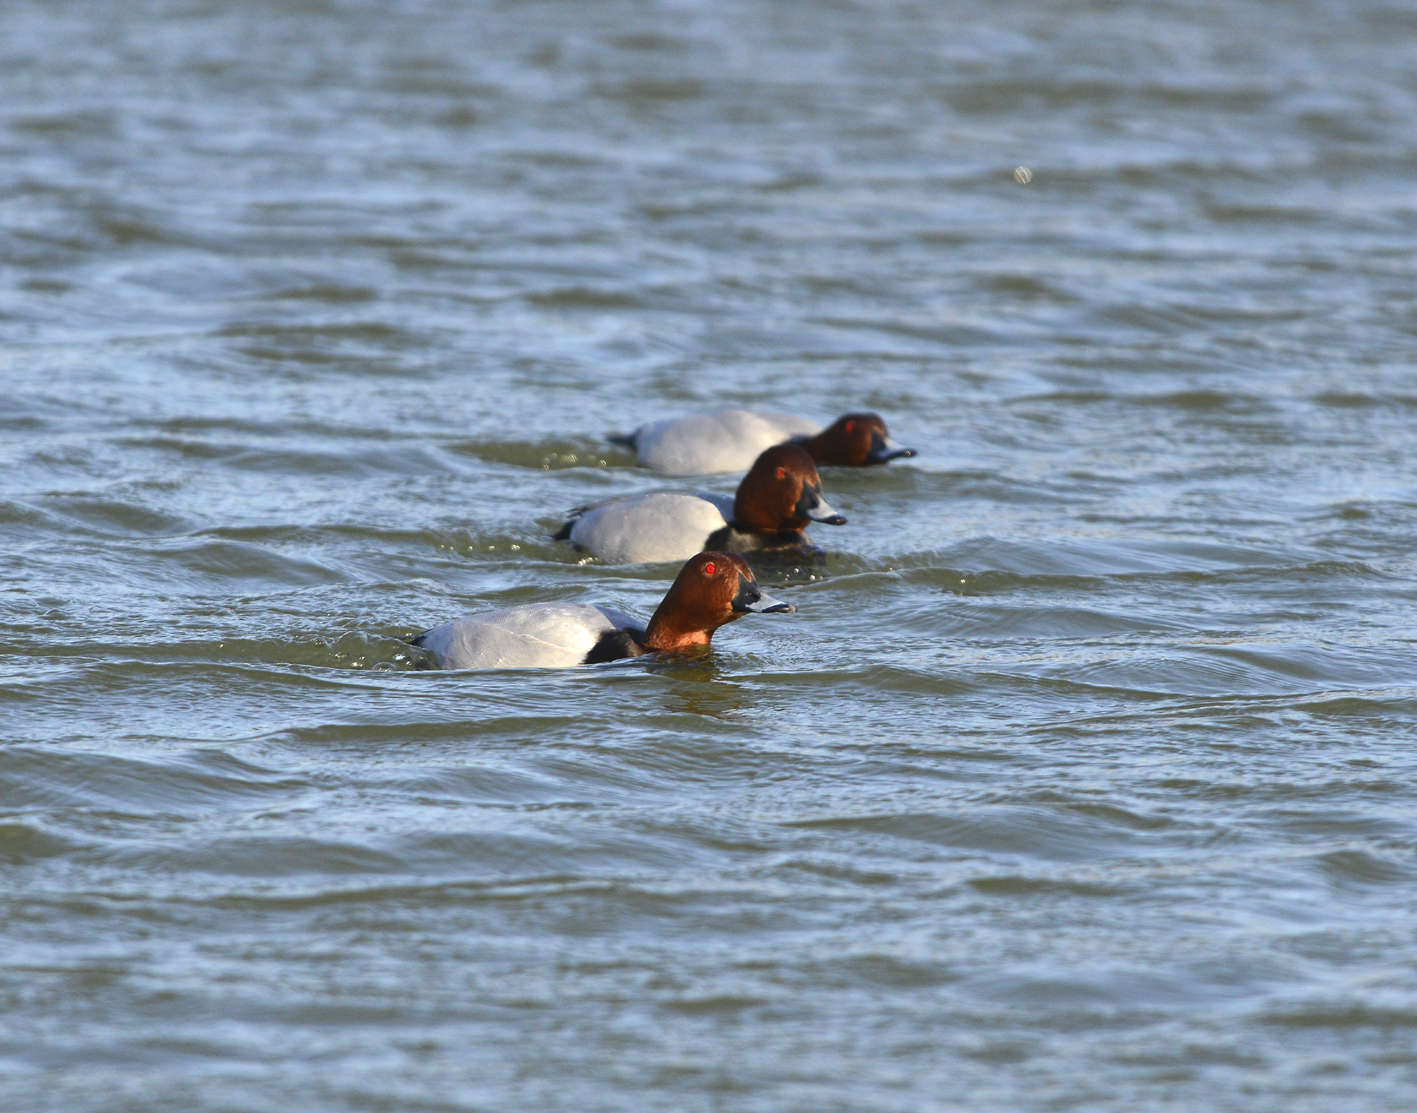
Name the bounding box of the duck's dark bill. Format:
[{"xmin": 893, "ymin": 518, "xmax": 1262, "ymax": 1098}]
[
  {"xmin": 866, "ymin": 441, "xmax": 917, "ymax": 464},
  {"xmin": 746, "ymin": 592, "xmax": 795, "ymax": 614},
  {"xmin": 732, "ymin": 580, "xmax": 797, "ymax": 614},
  {"xmin": 798, "ymin": 487, "xmax": 848, "ymax": 525}
]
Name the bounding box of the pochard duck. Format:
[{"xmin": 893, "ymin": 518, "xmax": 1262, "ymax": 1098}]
[
  {"xmin": 611, "ymin": 409, "xmax": 916, "ymax": 475},
  {"xmin": 555, "ymin": 443, "xmax": 847, "ymax": 565},
  {"xmin": 411, "ymin": 552, "xmax": 794, "ymax": 669}
]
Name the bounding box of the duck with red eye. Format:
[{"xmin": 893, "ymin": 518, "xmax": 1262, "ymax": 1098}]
[
  {"xmin": 410, "ymin": 552, "xmax": 794, "ymax": 670},
  {"xmin": 795, "ymin": 412, "xmax": 915, "ymax": 468},
  {"xmin": 554, "ymin": 444, "xmax": 847, "ymax": 565},
  {"xmin": 611, "ymin": 408, "xmax": 916, "ymax": 475}
]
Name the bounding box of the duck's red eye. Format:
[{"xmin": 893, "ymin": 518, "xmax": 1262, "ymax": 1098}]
[
  {"xmin": 703, "ymin": 562, "xmax": 715, "ymax": 575},
  {"xmin": 845, "ymin": 421, "xmax": 855, "ymax": 434},
  {"xmin": 775, "ymin": 467, "xmax": 786, "ymax": 479}
]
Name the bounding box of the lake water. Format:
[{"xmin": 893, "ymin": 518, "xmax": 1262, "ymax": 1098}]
[{"xmin": 5, "ymin": 1, "xmax": 1417, "ymax": 1109}]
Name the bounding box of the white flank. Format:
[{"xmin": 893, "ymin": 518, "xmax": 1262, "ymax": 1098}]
[
  {"xmin": 569, "ymin": 492, "xmax": 730, "ymax": 564},
  {"xmin": 419, "ymin": 604, "xmax": 637, "ymax": 670},
  {"xmin": 633, "ymin": 409, "xmax": 822, "ymax": 475}
]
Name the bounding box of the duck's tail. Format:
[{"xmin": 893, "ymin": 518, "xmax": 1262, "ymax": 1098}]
[
  {"xmin": 552, "ymin": 506, "xmax": 588, "ymax": 541},
  {"xmin": 402, "ymin": 631, "xmax": 437, "ymax": 669}
]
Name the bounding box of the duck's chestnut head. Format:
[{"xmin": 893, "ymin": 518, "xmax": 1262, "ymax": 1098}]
[
  {"xmin": 643, "ymin": 551, "xmax": 794, "ymax": 651},
  {"xmin": 733, "ymin": 444, "xmax": 847, "ymax": 534},
  {"xmin": 805, "ymin": 412, "xmax": 917, "ymax": 467}
]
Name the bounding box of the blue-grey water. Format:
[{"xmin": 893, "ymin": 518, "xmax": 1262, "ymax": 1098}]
[{"xmin": 5, "ymin": 1, "xmax": 1417, "ymax": 1109}]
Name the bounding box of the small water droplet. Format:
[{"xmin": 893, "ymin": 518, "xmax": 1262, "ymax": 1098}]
[{"xmin": 1014, "ymin": 166, "xmax": 1032, "ymax": 184}]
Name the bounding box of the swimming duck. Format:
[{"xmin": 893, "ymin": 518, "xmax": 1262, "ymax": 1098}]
[
  {"xmin": 611, "ymin": 409, "xmax": 916, "ymax": 475},
  {"xmin": 555, "ymin": 443, "xmax": 847, "ymax": 564},
  {"xmin": 410, "ymin": 552, "xmax": 794, "ymax": 669}
]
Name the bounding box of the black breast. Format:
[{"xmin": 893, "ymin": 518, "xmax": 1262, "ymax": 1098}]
[
  {"xmin": 582, "ymin": 627, "xmax": 648, "ymax": 664},
  {"xmin": 704, "ymin": 523, "xmax": 810, "ymax": 554}
]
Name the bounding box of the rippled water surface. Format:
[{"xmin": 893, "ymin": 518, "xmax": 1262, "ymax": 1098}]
[{"xmin": 5, "ymin": 1, "xmax": 1417, "ymax": 1109}]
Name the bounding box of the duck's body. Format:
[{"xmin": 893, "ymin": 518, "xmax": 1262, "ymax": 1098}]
[
  {"xmin": 411, "ymin": 552, "xmax": 792, "ymax": 670},
  {"xmin": 621, "ymin": 410, "xmax": 821, "ymax": 475},
  {"xmin": 614, "ymin": 409, "xmax": 915, "ymax": 475},
  {"xmin": 412, "ymin": 603, "xmax": 642, "ymax": 670},
  {"xmin": 562, "ymin": 492, "xmax": 735, "ymax": 566},
  {"xmin": 556, "ymin": 444, "xmax": 846, "ymax": 565}
]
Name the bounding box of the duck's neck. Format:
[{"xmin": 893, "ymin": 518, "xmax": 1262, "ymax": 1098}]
[
  {"xmin": 803, "ymin": 428, "xmax": 873, "ymax": 467},
  {"xmin": 720, "ymin": 521, "xmax": 806, "ymax": 547},
  {"xmin": 642, "ymin": 610, "xmax": 717, "ymax": 652},
  {"xmin": 797, "ymin": 429, "xmax": 835, "ymax": 464}
]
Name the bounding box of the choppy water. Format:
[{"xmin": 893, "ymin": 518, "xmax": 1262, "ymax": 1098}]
[{"xmin": 5, "ymin": 1, "xmax": 1417, "ymax": 1109}]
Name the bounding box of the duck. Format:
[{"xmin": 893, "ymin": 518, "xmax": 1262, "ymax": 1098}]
[
  {"xmin": 410, "ymin": 552, "xmax": 794, "ymax": 669},
  {"xmin": 554, "ymin": 443, "xmax": 847, "ymax": 565},
  {"xmin": 610, "ymin": 409, "xmax": 916, "ymax": 475}
]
